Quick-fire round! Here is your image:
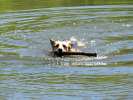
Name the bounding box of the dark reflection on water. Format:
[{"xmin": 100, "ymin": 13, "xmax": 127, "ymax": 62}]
[{"xmin": 0, "ymin": 3, "xmax": 133, "ymax": 100}]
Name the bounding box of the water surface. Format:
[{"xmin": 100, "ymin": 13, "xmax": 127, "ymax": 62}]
[{"xmin": 0, "ymin": 0, "xmax": 133, "ymax": 100}]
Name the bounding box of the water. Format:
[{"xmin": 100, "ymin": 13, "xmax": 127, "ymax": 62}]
[{"xmin": 0, "ymin": 0, "xmax": 133, "ymax": 100}]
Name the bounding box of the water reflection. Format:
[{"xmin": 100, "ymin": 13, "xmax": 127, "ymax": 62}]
[
  {"xmin": 0, "ymin": 0, "xmax": 133, "ymax": 13},
  {"xmin": 0, "ymin": 4, "xmax": 133, "ymax": 100}
]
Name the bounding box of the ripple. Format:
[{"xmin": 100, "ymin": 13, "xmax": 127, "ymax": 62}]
[
  {"xmin": 104, "ymin": 35, "xmax": 133, "ymax": 43},
  {"xmin": 0, "ymin": 4, "xmax": 133, "ymax": 100},
  {"xmin": 0, "ymin": 5, "xmax": 132, "ymax": 66}
]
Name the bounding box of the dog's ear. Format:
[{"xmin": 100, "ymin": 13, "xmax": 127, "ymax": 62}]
[
  {"xmin": 50, "ymin": 39, "xmax": 55, "ymax": 46},
  {"xmin": 67, "ymin": 41, "xmax": 72, "ymax": 49},
  {"xmin": 50, "ymin": 39, "xmax": 56, "ymax": 51}
]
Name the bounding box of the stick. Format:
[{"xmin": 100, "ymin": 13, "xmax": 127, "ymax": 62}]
[{"xmin": 54, "ymin": 51, "xmax": 97, "ymax": 57}]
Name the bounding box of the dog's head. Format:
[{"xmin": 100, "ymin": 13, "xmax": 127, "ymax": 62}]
[{"xmin": 50, "ymin": 39, "xmax": 72, "ymax": 53}]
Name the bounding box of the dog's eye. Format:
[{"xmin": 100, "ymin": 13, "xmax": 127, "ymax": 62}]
[
  {"xmin": 55, "ymin": 44, "xmax": 59, "ymax": 48},
  {"xmin": 68, "ymin": 46, "xmax": 71, "ymax": 49},
  {"xmin": 63, "ymin": 45, "xmax": 67, "ymax": 48}
]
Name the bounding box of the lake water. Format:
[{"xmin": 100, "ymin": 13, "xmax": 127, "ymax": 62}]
[{"xmin": 0, "ymin": 0, "xmax": 133, "ymax": 100}]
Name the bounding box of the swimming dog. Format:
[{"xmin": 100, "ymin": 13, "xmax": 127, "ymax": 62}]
[{"xmin": 50, "ymin": 37, "xmax": 85, "ymax": 56}]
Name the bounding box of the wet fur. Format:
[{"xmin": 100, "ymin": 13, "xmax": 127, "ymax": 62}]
[
  {"xmin": 50, "ymin": 39, "xmax": 76, "ymax": 53},
  {"xmin": 50, "ymin": 38, "xmax": 85, "ymax": 53}
]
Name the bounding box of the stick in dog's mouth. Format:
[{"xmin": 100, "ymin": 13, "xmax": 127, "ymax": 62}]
[{"xmin": 53, "ymin": 51, "xmax": 97, "ymax": 57}]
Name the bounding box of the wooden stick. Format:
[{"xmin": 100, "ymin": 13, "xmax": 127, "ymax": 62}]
[{"xmin": 54, "ymin": 51, "xmax": 97, "ymax": 57}]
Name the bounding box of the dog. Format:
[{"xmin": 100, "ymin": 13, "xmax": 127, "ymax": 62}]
[{"xmin": 50, "ymin": 37, "xmax": 85, "ymax": 56}]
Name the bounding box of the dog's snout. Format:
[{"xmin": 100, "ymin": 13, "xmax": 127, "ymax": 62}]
[{"xmin": 58, "ymin": 49, "xmax": 63, "ymax": 53}]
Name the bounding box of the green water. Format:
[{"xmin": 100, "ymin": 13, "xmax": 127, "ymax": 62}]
[
  {"xmin": 0, "ymin": 0, "xmax": 133, "ymax": 100},
  {"xmin": 0, "ymin": 0, "xmax": 133, "ymax": 13}
]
